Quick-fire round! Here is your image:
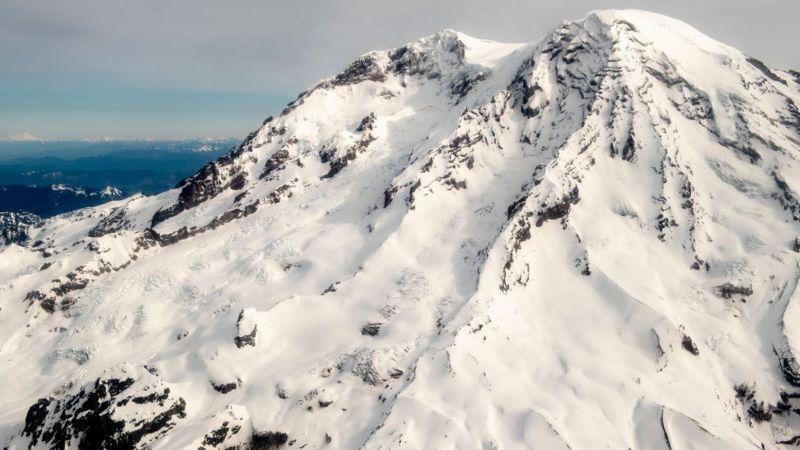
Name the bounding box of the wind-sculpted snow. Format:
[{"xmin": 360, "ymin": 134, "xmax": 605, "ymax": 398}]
[{"xmin": 2, "ymin": 9, "xmax": 800, "ymax": 449}]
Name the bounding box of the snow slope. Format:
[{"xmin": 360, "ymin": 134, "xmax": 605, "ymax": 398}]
[{"xmin": 3, "ymin": 9, "xmax": 800, "ymax": 449}]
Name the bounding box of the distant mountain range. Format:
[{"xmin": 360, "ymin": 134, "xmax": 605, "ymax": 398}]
[
  {"xmin": 0, "ymin": 138, "xmax": 236, "ymax": 217},
  {"xmin": 0, "ymin": 184, "xmax": 123, "ymax": 217},
  {"xmin": 0, "ymin": 138, "xmax": 238, "ymax": 161}
]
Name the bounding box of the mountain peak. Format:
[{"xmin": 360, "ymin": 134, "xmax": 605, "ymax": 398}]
[
  {"xmin": 583, "ymin": 8, "xmax": 709, "ymax": 32},
  {"xmin": 3, "ymin": 10, "xmax": 800, "ymax": 449}
]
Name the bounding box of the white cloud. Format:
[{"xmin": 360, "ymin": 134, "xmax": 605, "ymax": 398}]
[
  {"xmin": 3, "ymin": 132, "xmax": 42, "ymax": 141},
  {"xmin": 1, "ymin": 1, "xmax": 797, "ymax": 138}
]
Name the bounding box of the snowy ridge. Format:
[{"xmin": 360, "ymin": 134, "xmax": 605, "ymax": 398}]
[
  {"xmin": 49, "ymin": 184, "xmax": 122, "ymax": 198},
  {"xmin": 2, "ymin": 9, "xmax": 800, "ymax": 449}
]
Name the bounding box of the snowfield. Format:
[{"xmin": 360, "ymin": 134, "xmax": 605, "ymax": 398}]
[{"xmin": 2, "ymin": 9, "xmax": 800, "ymax": 449}]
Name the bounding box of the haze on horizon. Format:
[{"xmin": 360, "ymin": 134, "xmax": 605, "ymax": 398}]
[{"xmin": 2, "ymin": 0, "xmax": 798, "ymax": 141}]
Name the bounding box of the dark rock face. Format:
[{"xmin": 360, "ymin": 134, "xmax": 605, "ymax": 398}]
[
  {"xmin": 317, "ymin": 32, "xmax": 475, "ymax": 94},
  {"xmin": 389, "ymin": 32, "xmax": 465, "ymax": 79},
  {"xmin": 747, "ymin": 401, "xmax": 773, "ymax": 423},
  {"xmin": 251, "ymin": 431, "xmax": 289, "ymax": 449},
  {"xmin": 211, "ymin": 378, "xmax": 241, "ymax": 394},
  {"xmin": 655, "ymin": 211, "xmax": 678, "ymax": 242},
  {"xmin": 681, "ymin": 334, "xmax": 699, "ymax": 355},
  {"xmin": 506, "ymin": 195, "xmax": 528, "ymax": 219},
  {"xmin": 785, "ymin": 98, "xmax": 800, "ymax": 134},
  {"xmin": 281, "ymin": 93, "xmax": 311, "ymax": 116},
  {"xmin": 151, "ymin": 163, "xmax": 226, "ymax": 227},
  {"xmin": 714, "ymin": 283, "xmax": 753, "ymax": 300},
  {"xmin": 615, "ymin": 132, "xmax": 637, "ymax": 162},
  {"xmin": 88, "ymin": 207, "xmax": 130, "ymax": 238},
  {"xmin": 15, "ymin": 365, "xmax": 186, "ymax": 450},
  {"xmin": 202, "ymin": 421, "xmax": 235, "ymax": 447},
  {"xmin": 0, "ymin": 211, "xmax": 40, "ymax": 246},
  {"xmin": 144, "ymin": 201, "xmax": 260, "ymax": 249},
  {"xmin": 321, "ymin": 282, "xmax": 339, "ymax": 295},
  {"xmin": 733, "ymin": 381, "xmax": 800, "ymax": 435},
  {"xmin": 331, "ymin": 55, "xmax": 386, "ymax": 86},
  {"xmin": 732, "ymin": 383, "xmax": 778, "ymax": 424},
  {"xmin": 737, "ymin": 385, "xmax": 767, "ymax": 422},
  {"xmin": 196, "ymin": 406, "xmax": 251, "ymax": 449},
  {"xmin": 779, "ymin": 435, "xmax": 800, "ymax": 446},
  {"xmin": 383, "ymin": 185, "xmax": 400, "ymax": 208},
  {"xmin": 776, "ymin": 347, "xmax": 800, "ymax": 387},
  {"xmin": 500, "ymin": 214, "xmax": 534, "ymax": 292},
  {"xmin": 449, "ymin": 71, "xmax": 488, "ymax": 103},
  {"xmin": 512, "ymin": 219, "xmax": 532, "ymax": 249},
  {"xmin": 355, "ymin": 112, "xmax": 376, "ymax": 133},
  {"xmin": 360, "ymin": 322, "xmax": 382, "ymax": 336},
  {"xmin": 260, "ymin": 149, "xmax": 291, "ymax": 181},
  {"xmin": 234, "ymin": 309, "xmax": 258, "ymax": 348},
  {"xmin": 266, "ymin": 183, "xmax": 293, "ymax": 204},
  {"xmin": 25, "ymin": 262, "xmax": 124, "ymax": 314},
  {"xmin": 773, "ymin": 172, "xmax": 800, "ymax": 222},
  {"xmin": 229, "ymin": 172, "xmax": 247, "ymax": 190},
  {"xmin": 789, "ymin": 70, "xmax": 800, "ymax": 84},
  {"xmin": 514, "ymin": 75, "xmax": 545, "ymax": 119},
  {"xmin": 320, "ymin": 146, "xmax": 359, "ymax": 179},
  {"xmin": 22, "ymin": 397, "xmax": 51, "ymax": 442},
  {"xmin": 746, "ymin": 57, "xmax": 786, "ymax": 84},
  {"xmin": 443, "ymin": 178, "xmax": 467, "ymax": 190},
  {"xmin": 406, "ymin": 180, "xmax": 422, "ymax": 207},
  {"xmin": 320, "ymin": 113, "xmax": 377, "ymax": 179},
  {"xmin": 150, "ymin": 140, "xmax": 251, "ymax": 228},
  {"xmin": 536, "ymin": 187, "xmax": 580, "ymax": 227}
]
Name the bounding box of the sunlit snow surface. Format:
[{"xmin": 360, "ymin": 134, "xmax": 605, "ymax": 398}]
[{"xmin": 3, "ymin": 9, "xmax": 800, "ymax": 449}]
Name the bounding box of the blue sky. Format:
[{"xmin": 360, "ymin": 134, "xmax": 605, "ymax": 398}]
[
  {"xmin": 0, "ymin": 78, "xmax": 290, "ymax": 140},
  {"xmin": 2, "ymin": 0, "xmax": 798, "ymax": 140}
]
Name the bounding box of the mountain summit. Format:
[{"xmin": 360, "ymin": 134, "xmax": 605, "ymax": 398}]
[{"xmin": 3, "ymin": 9, "xmax": 800, "ymax": 449}]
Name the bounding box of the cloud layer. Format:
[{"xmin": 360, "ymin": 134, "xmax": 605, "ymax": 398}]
[{"xmin": 1, "ymin": 0, "xmax": 797, "ymax": 139}]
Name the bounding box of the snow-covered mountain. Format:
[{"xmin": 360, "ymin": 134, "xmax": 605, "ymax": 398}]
[{"xmin": 2, "ymin": 9, "xmax": 800, "ymax": 449}]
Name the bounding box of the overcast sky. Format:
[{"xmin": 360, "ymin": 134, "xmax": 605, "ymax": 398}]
[{"xmin": 2, "ymin": 0, "xmax": 798, "ymax": 140}]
